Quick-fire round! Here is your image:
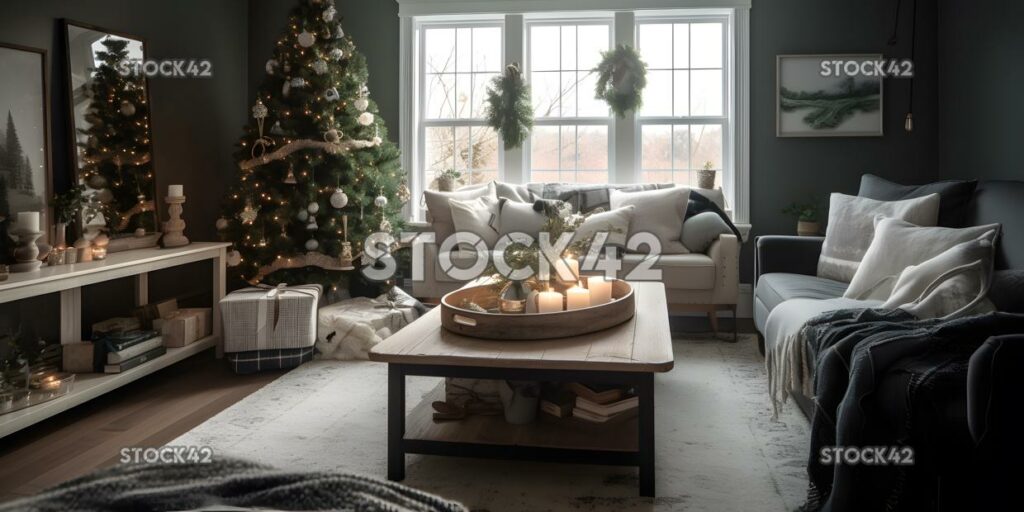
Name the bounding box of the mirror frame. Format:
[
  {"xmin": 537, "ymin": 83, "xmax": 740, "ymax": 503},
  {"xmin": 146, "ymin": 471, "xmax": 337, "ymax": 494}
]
[{"xmin": 61, "ymin": 18, "xmax": 160, "ymax": 238}]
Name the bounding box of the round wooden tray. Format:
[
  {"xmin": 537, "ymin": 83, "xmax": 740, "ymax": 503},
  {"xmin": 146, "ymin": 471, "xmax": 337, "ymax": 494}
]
[{"xmin": 440, "ymin": 280, "xmax": 636, "ymax": 340}]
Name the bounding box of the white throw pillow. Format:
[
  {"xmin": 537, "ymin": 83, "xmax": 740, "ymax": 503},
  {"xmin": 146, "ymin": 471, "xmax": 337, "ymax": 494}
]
[
  {"xmin": 845, "ymin": 218, "xmax": 1000, "ymax": 300},
  {"xmin": 881, "ymin": 233, "xmax": 996, "ymax": 311},
  {"xmin": 610, "ymin": 187, "xmax": 690, "ymax": 254},
  {"xmin": 423, "ymin": 182, "xmax": 495, "ymax": 246},
  {"xmin": 573, "ymin": 205, "xmax": 635, "ymax": 248},
  {"xmin": 817, "ymin": 193, "xmax": 940, "ymax": 283},
  {"xmin": 497, "ymin": 200, "xmax": 547, "ymax": 238},
  {"xmin": 448, "ymin": 195, "xmax": 499, "ymax": 250}
]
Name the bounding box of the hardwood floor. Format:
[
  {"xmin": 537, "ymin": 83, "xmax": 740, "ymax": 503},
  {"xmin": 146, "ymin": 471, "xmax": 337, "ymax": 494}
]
[{"xmin": 0, "ymin": 350, "xmax": 285, "ymax": 501}]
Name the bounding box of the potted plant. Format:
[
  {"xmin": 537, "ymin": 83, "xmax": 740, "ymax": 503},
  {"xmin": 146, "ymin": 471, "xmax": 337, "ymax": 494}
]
[
  {"xmin": 782, "ymin": 199, "xmax": 821, "ymax": 236},
  {"xmin": 436, "ymin": 169, "xmax": 463, "ymax": 192},
  {"xmin": 697, "ymin": 160, "xmax": 717, "ymax": 190},
  {"xmin": 51, "ymin": 187, "xmax": 84, "ymax": 249}
]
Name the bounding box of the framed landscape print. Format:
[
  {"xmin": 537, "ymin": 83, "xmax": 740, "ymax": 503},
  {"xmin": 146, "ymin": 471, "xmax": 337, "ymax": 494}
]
[
  {"xmin": 776, "ymin": 54, "xmax": 883, "ymax": 137},
  {"xmin": 0, "ymin": 42, "xmax": 50, "ymax": 246}
]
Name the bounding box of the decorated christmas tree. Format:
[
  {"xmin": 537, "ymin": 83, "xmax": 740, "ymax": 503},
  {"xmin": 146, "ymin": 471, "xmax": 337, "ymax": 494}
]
[
  {"xmin": 219, "ymin": 0, "xmax": 408, "ymax": 289},
  {"xmin": 77, "ymin": 37, "xmax": 155, "ymax": 233}
]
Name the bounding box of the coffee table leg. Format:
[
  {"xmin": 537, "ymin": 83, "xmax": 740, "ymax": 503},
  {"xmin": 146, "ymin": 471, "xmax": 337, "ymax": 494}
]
[
  {"xmin": 388, "ymin": 364, "xmax": 406, "ymax": 481},
  {"xmin": 638, "ymin": 373, "xmax": 655, "ymax": 497}
]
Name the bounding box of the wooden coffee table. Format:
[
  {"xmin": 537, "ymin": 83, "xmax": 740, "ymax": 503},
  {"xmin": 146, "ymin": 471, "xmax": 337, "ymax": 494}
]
[{"xmin": 369, "ymin": 281, "xmax": 674, "ymax": 497}]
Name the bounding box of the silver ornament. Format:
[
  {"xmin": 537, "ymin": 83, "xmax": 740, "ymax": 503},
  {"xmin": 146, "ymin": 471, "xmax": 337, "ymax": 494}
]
[
  {"xmin": 330, "ymin": 189, "xmax": 348, "ymax": 208},
  {"xmin": 306, "ymin": 219, "xmax": 319, "ymax": 231},
  {"xmin": 216, "ymin": 217, "xmax": 230, "ymax": 230},
  {"xmin": 290, "ymin": 77, "xmax": 307, "ymax": 88},
  {"xmin": 322, "ymin": 6, "xmax": 336, "ymax": 22},
  {"xmin": 265, "ymin": 59, "xmax": 279, "ymax": 75},
  {"xmin": 297, "ymin": 30, "xmax": 316, "ymax": 48},
  {"xmin": 120, "ymin": 100, "xmax": 136, "ymax": 117},
  {"xmin": 226, "ymin": 250, "xmax": 242, "ymax": 267},
  {"xmin": 305, "ymin": 238, "xmax": 320, "ymax": 251},
  {"xmin": 251, "ymin": 99, "xmax": 268, "ymax": 119},
  {"xmin": 335, "ymin": 24, "xmax": 345, "ymax": 39},
  {"xmin": 297, "ymin": 210, "xmax": 309, "ymax": 222},
  {"xmin": 358, "ymin": 112, "xmax": 374, "ymax": 126},
  {"xmin": 374, "ymin": 195, "xmax": 388, "ymax": 208},
  {"xmin": 324, "ymin": 87, "xmax": 340, "ymax": 101},
  {"xmin": 311, "ymin": 59, "xmax": 328, "ymax": 75},
  {"xmin": 307, "ymin": 202, "xmax": 320, "ymax": 214},
  {"xmin": 329, "ymin": 48, "xmax": 344, "ymax": 61},
  {"xmin": 354, "ymin": 97, "xmax": 369, "ymax": 111}
]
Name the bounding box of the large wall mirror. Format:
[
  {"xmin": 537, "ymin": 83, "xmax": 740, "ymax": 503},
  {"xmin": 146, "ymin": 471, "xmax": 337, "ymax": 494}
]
[{"xmin": 64, "ymin": 20, "xmax": 158, "ymax": 246}]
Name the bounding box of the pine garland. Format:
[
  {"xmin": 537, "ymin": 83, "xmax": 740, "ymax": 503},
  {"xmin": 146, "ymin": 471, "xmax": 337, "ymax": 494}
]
[
  {"xmin": 594, "ymin": 44, "xmax": 648, "ymax": 118},
  {"xmin": 484, "ymin": 63, "xmax": 533, "ymax": 149}
]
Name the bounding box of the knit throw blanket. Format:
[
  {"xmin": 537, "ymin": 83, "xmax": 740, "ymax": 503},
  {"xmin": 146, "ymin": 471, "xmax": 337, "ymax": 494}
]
[{"xmin": 0, "ymin": 458, "xmax": 466, "ymax": 512}]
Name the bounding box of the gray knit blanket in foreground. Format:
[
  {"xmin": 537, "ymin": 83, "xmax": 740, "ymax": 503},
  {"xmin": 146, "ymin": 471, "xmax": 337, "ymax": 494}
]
[{"xmin": 0, "ymin": 458, "xmax": 466, "ymax": 512}]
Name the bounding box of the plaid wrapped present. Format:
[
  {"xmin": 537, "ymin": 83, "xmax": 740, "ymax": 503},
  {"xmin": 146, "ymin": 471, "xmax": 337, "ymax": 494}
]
[
  {"xmin": 219, "ymin": 284, "xmax": 322, "ymax": 356},
  {"xmin": 226, "ymin": 347, "xmax": 315, "ymax": 374}
]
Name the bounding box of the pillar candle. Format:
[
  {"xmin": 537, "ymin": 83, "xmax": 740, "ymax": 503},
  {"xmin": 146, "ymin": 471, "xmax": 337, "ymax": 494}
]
[
  {"xmin": 168, "ymin": 184, "xmax": 184, "ymax": 197},
  {"xmin": 587, "ymin": 276, "xmax": 614, "ymax": 305},
  {"xmin": 537, "ymin": 289, "xmax": 563, "ymax": 313},
  {"xmin": 565, "ymin": 257, "xmax": 579, "ymax": 281},
  {"xmin": 17, "ymin": 212, "xmax": 39, "ymax": 233},
  {"xmin": 566, "ymin": 282, "xmax": 591, "ymax": 310}
]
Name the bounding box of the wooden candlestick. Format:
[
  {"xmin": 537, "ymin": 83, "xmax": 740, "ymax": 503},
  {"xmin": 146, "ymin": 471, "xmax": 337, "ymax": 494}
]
[
  {"xmin": 162, "ymin": 196, "xmax": 190, "ymax": 248},
  {"xmin": 10, "ymin": 228, "xmax": 43, "ymax": 272}
]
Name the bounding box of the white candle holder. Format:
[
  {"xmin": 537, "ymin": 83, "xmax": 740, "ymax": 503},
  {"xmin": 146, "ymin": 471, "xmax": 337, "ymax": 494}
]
[
  {"xmin": 10, "ymin": 228, "xmax": 43, "ymax": 272},
  {"xmin": 162, "ymin": 195, "xmax": 190, "ymax": 248}
]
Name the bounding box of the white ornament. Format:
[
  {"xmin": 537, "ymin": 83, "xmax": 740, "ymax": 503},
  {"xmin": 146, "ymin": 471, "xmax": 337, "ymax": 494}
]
[
  {"xmin": 354, "ymin": 97, "xmax": 369, "ymax": 111},
  {"xmin": 311, "ymin": 59, "xmax": 328, "ymax": 75},
  {"xmin": 323, "ymin": 129, "xmax": 341, "ymax": 143},
  {"xmin": 306, "ymin": 219, "xmax": 319, "ymax": 231},
  {"xmin": 239, "ymin": 202, "xmax": 259, "ymax": 225},
  {"xmin": 226, "ymin": 250, "xmax": 242, "ymax": 267},
  {"xmin": 330, "ymin": 189, "xmax": 349, "ymax": 208},
  {"xmin": 298, "ymin": 30, "xmax": 316, "ymax": 48},
  {"xmin": 270, "ymin": 121, "xmax": 285, "ymax": 135},
  {"xmin": 251, "ymin": 99, "xmax": 268, "ymax": 119},
  {"xmin": 324, "ymin": 87, "xmax": 340, "ymax": 101},
  {"xmin": 374, "ymin": 195, "xmax": 388, "ymax": 208},
  {"xmin": 322, "ymin": 6, "xmax": 336, "ymax": 22},
  {"xmin": 216, "ymin": 217, "xmax": 229, "ymax": 230},
  {"xmin": 307, "ymin": 202, "xmax": 320, "ymax": 214},
  {"xmin": 265, "ymin": 59, "xmax": 279, "ymax": 75},
  {"xmin": 290, "ymin": 77, "xmax": 307, "ymax": 88},
  {"xmin": 305, "ymin": 238, "xmax": 320, "ymax": 251},
  {"xmin": 297, "ymin": 210, "xmax": 309, "ymax": 222},
  {"xmin": 335, "ymin": 25, "xmax": 345, "ymax": 39},
  {"xmin": 358, "ymin": 112, "xmax": 374, "ymax": 126},
  {"xmin": 120, "ymin": 100, "xmax": 136, "ymax": 117},
  {"xmin": 329, "ymin": 48, "xmax": 345, "ymax": 61}
]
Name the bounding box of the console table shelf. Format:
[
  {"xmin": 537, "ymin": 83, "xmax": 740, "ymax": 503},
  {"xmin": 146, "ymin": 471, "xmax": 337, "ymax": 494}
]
[{"xmin": 0, "ymin": 242, "xmax": 230, "ymax": 439}]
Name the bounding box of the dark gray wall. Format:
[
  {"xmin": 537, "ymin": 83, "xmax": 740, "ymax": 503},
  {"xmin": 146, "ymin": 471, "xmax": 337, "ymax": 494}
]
[
  {"xmin": 745, "ymin": 0, "xmax": 938, "ymax": 281},
  {"xmin": 937, "ymin": 0, "xmax": 1023, "ymax": 181},
  {"xmin": 0, "ymin": 0, "xmax": 247, "ymax": 339},
  {"xmin": 247, "ymin": 0, "xmax": 400, "ymax": 134}
]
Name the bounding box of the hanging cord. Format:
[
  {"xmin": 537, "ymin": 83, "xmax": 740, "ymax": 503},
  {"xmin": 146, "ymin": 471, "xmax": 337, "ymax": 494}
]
[
  {"xmin": 905, "ymin": 0, "xmax": 918, "ymax": 132},
  {"xmin": 888, "ymin": 0, "xmax": 903, "ymax": 45}
]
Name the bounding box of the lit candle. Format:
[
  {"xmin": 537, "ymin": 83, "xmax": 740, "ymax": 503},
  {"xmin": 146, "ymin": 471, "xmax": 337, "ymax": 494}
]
[
  {"xmin": 566, "ymin": 282, "xmax": 591, "ymax": 310},
  {"xmin": 168, "ymin": 184, "xmax": 184, "ymax": 197},
  {"xmin": 556, "ymin": 256, "xmax": 579, "ymax": 282},
  {"xmin": 537, "ymin": 288, "xmax": 564, "ymax": 313},
  {"xmin": 17, "ymin": 212, "xmax": 40, "ymax": 233},
  {"xmin": 587, "ymin": 276, "xmax": 614, "ymax": 305}
]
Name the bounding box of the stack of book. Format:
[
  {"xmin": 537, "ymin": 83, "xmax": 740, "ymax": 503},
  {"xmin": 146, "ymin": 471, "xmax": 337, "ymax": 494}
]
[
  {"xmin": 98, "ymin": 330, "xmax": 166, "ymax": 373},
  {"xmin": 540, "ymin": 382, "xmax": 639, "ymax": 424}
]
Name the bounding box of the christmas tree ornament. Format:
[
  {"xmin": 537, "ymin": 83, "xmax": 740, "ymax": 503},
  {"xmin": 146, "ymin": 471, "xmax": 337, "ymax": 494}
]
[
  {"xmin": 334, "ymin": 25, "xmax": 345, "ymax": 39},
  {"xmin": 323, "ymin": 128, "xmax": 341, "ymax": 143},
  {"xmin": 374, "ymin": 194, "xmax": 388, "ymax": 208},
  {"xmin": 380, "ymin": 218, "xmax": 392, "ymax": 233},
  {"xmin": 88, "ymin": 174, "xmax": 107, "ymax": 189},
  {"xmin": 354, "ymin": 97, "xmax": 369, "ymax": 112},
  {"xmin": 289, "ymin": 77, "xmax": 307, "ymax": 88},
  {"xmin": 322, "ymin": 5, "xmax": 337, "ymax": 22},
  {"xmin": 305, "ymin": 238, "xmax": 320, "ymax": 251},
  {"xmin": 216, "ymin": 217, "xmax": 230, "ymax": 230},
  {"xmin": 297, "ymin": 30, "xmax": 316, "ymax": 48},
  {"xmin": 307, "ymin": 201, "xmax": 320, "ymax": 214},
  {"xmin": 397, "ymin": 181, "xmax": 411, "ymax": 203},
  {"xmin": 306, "ymin": 219, "xmax": 319, "ymax": 231},
  {"xmin": 257, "ymin": 236, "xmax": 268, "ymax": 248},
  {"xmin": 226, "ymin": 250, "xmax": 242, "ymax": 267},
  {"xmin": 330, "ymin": 188, "xmax": 349, "ymax": 208},
  {"xmin": 311, "ymin": 59, "xmax": 328, "ymax": 75},
  {"xmin": 120, "ymin": 100, "xmax": 136, "ymax": 117},
  {"xmin": 283, "ymin": 166, "xmax": 298, "ymax": 184},
  {"xmin": 239, "ymin": 199, "xmax": 259, "ymax": 225},
  {"xmin": 270, "ymin": 121, "xmax": 285, "ymax": 135},
  {"xmin": 297, "ymin": 210, "xmax": 309, "ymax": 222},
  {"xmin": 265, "ymin": 58, "xmax": 279, "ymax": 75},
  {"xmin": 329, "ymin": 48, "xmax": 344, "ymax": 61},
  {"xmin": 358, "ymin": 112, "xmax": 374, "ymax": 126},
  {"xmin": 250, "ymin": 98, "xmax": 274, "ymax": 159},
  {"xmin": 282, "ymin": 80, "xmax": 291, "ymax": 97},
  {"xmin": 324, "ymin": 87, "xmax": 340, "ymax": 101}
]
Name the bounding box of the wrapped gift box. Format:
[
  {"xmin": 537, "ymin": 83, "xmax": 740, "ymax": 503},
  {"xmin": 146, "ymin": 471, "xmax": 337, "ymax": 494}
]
[
  {"xmin": 62, "ymin": 342, "xmax": 95, "ymax": 373},
  {"xmin": 133, "ymin": 299, "xmax": 178, "ymax": 329},
  {"xmin": 220, "ymin": 284, "xmax": 322, "ymax": 355},
  {"xmin": 316, "ymin": 287, "xmax": 424, "ymax": 360},
  {"xmin": 156, "ymin": 307, "xmax": 212, "ymax": 347}
]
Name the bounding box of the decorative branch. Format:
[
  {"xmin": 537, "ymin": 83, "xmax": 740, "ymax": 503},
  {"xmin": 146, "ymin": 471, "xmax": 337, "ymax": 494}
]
[
  {"xmin": 238, "ymin": 137, "xmax": 380, "ymax": 171},
  {"xmin": 249, "ymin": 251, "xmax": 357, "ymax": 284},
  {"xmin": 114, "ymin": 199, "xmax": 156, "ymax": 231}
]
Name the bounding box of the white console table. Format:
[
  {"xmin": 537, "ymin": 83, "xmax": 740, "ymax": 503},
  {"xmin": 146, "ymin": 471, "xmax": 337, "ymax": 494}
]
[{"xmin": 0, "ymin": 242, "xmax": 230, "ymax": 438}]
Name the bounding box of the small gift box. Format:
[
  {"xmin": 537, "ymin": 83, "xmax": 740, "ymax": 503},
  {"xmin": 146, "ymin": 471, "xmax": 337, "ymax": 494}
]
[{"xmin": 219, "ymin": 284, "xmax": 322, "ymax": 354}]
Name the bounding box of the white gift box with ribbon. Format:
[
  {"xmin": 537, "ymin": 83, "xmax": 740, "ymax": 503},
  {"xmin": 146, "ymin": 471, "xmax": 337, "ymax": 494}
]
[{"xmin": 219, "ymin": 284, "xmax": 322, "ymax": 353}]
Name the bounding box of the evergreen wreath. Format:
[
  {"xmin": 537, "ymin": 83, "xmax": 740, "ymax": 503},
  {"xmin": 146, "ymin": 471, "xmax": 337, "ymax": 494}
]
[
  {"xmin": 484, "ymin": 63, "xmax": 533, "ymax": 149},
  {"xmin": 594, "ymin": 44, "xmax": 648, "ymax": 118}
]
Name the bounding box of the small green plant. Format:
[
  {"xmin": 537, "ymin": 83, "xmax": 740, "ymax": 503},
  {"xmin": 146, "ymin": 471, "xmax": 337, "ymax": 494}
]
[
  {"xmin": 782, "ymin": 199, "xmax": 820, "ymax": 222},
  {"xmin": 51, "ymin": 187, "xmax": 85, "ymax": 224},
  {"xmin": 437, "ymin": 169, "xmax": 462, "ymax": 181},
  {"xmin": 703, "ymin": 160, "xmax": 716, "ymax": 171}
]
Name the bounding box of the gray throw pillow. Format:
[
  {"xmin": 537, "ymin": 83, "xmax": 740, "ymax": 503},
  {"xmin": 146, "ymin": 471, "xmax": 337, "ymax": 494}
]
[
  {"xmin": 495, "ymin": 182, "xmax": 535, "ymax": 203},
  {"xmin": 423, "ymin": 182, "xmax": 495, "ymax": 246},
  {"xmin": 858, "ymin": 174, "xmax": 978, "ymax": 228},
  {"xmin": 497, "ymin": 199, "xmax": 548, "ymax": 237},
  {"xmin": 682, "ymin": 212, "xmax": 733, "ymax": 253},
  {"xmin": 988, "ymin": 270, "xmax": 1024, "ymax": 313}
]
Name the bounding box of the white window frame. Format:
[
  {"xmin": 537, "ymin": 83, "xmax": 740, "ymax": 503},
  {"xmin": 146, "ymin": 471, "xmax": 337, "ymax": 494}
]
[{"xmin": 398, "ymin": 0, "xmax": 750, "ymax": 231}]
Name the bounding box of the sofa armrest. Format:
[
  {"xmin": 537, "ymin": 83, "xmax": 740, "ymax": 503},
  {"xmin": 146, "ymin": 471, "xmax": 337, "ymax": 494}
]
[
  {"xmin": 708, "ymin": 234, "xmax": 739, "ymax": 305},
  {"xmin": 754, "ymin": 235, "xmax": 824, "ymax": 284},
  {"xmin": 968, "ymin": 335, "xmax": 1024, "ymax": 447}
]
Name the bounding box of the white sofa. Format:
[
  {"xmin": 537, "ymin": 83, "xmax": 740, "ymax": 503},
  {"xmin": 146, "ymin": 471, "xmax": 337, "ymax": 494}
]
[{"xmin": 412, "ymin": 182, "xmax": 741, "ymax": 336}]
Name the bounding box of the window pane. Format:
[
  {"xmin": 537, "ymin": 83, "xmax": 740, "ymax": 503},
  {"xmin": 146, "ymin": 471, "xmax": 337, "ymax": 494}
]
[
  {"xmin": 471, "ymin": 126, "xmax": 500, "ymax": 169},
  {"xmin": 455, "ymin": 73, "xmax": 472, "ymax": 118},
  {"xmin": 455, "ymin": 126, "xmax": 471, "ymax": 171},
  {"xmin": 531, "ymin": 126, "xmax": 560, "ymax": 170},
  {"xmin": 424, "ymin": 28, "xmax": 455, "ymax": 73},
  {"xmin": 577, "ymin": 71, "xmax": 606, "ymax": 117},
  {"xmin": 471, "ymin": 73, "xmax": 496, "ymax": 118},
  {"xmin": 559, "ymin": 126, "xmax": 577, "ymax": 170},
  {"xmin": 672, "ymin": 125, "xmax": 690, "ymax": 170},
  {"xmin": 456, "ymin": 27, "xmax": 472, "ymax": 72},
  {"xmin": 577, "ymin": 126, "xmax": 608, "ymax": 170},
  {"xmin": 642, "ymin": 170, "xmax": 673, "ymax": 183},
  {"xmin": 531, "ymin": 26, "xmax": 560, "ymax": 71},
  {"xmin": 575, "ymin": 170, "xmax": 608, "ymax": 184},
  {"xmin": 472, "ymin": 27, "xmax": 501, "ymax": 72},
  {"xmin": 640, "ymin": 70, "xmax": 672, "ymax": 117},
  {"xmin": 577, "ymin": 25, "xmax": 609, "ymax": 70},
  {"xmin": 690, "ymin": 124, "xmax": 723, "ymax": 171},
  {"xmin": 532, "ymin": 71, "xmax": 561, "ymax": 117},
  {"xmin": 533, "ymin": 171, "xmax": 559, "ymax": 182},
  {"xmin": 560, "ymin": 72, "xmax": 578, "ymax": 117},
  {"xmin": 691, "ymin": 69, "xmax": 723, "ymax": 116},
  {"xmin": 639, "ymin": 24, "xmax": 672, "ymax": 69},
  {"xmin": 673, "ymin": 70, "xmax": 689, "ymax": 116},
  {"xmin": 673, "ymin": 24, "xmax": 689, "ymax": 69},
  {"xmin": 641, "ymin": 125, "xmax": 671, "ymax": 170},
  {"xmin": 425, "ymin": 73, "xmax": 455, "ymax": 119},
  {"xmin": 691, "ymin": 23, "xmax": 722, "ymax": 68},
  {"xmin": 425, "ymin": 126, "xmax": 454, "ymax": 188},
  {"xmin": 561, "ymin": 25, "xmax": 577, "ymax": 70}
]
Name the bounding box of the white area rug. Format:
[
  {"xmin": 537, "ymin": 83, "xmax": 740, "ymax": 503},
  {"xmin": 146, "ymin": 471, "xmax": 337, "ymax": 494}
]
[{"xmin": 174, "ymin": 334, "xmax": 810, "ymax": 511}]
